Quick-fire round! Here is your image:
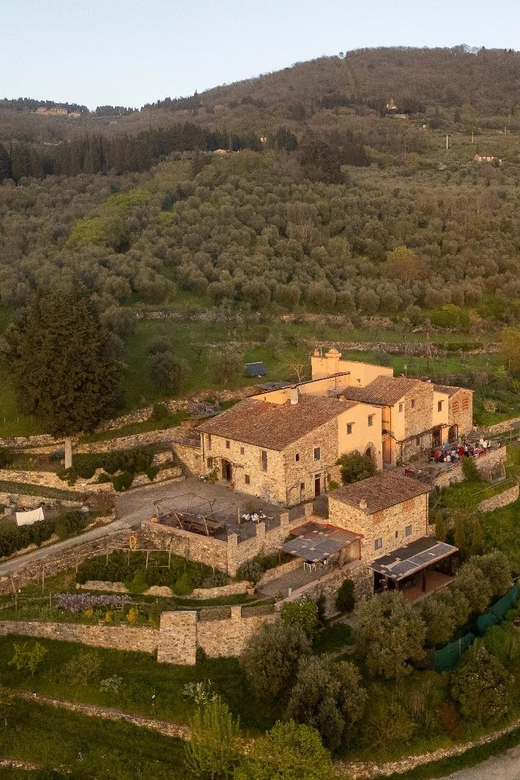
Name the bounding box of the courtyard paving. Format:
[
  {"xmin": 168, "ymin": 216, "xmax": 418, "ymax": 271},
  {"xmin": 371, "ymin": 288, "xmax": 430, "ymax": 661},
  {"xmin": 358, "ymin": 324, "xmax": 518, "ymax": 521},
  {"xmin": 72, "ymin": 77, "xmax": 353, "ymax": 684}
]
[{"xmin": 440, "ymin": 745, "xmax": 520, "ymax": 779}]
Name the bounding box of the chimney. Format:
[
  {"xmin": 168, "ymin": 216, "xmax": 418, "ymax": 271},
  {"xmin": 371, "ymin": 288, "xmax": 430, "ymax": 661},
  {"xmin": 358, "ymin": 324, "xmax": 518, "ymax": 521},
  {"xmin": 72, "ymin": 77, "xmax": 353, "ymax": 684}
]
[
  {"xmin": 290, "ymin": 387, "xmax": 299, "ymax": 405},
  {"xmin": 359, "ymin": 498, "xmax": 368, "ymax": 510}
]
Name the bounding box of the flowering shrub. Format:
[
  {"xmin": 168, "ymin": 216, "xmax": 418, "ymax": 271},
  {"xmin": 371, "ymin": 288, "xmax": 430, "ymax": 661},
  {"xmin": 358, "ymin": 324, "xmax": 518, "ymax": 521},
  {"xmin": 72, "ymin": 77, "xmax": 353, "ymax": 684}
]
[{"xmin": 55, "ymin": 593, "xmax": 130, "ymax": 614}]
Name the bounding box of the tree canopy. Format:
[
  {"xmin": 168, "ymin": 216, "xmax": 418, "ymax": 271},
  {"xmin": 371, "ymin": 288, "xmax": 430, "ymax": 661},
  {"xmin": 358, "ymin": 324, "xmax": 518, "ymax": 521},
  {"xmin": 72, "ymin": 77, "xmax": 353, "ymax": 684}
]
[{"xmin": 4, "ymin": 282, "xmax": 120, "ymax": 442}]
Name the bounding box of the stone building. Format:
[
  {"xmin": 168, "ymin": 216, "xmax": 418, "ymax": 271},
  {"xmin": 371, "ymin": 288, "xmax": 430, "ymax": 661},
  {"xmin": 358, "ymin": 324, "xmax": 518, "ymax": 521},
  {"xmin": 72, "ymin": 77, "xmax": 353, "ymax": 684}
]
[
  {"xmin": 328, "ymin": 471, "xmax": 458, "ymax": 593},
  {"xmin": 197, "ymin": 389, "xmax": 382, "ymax": 505}
]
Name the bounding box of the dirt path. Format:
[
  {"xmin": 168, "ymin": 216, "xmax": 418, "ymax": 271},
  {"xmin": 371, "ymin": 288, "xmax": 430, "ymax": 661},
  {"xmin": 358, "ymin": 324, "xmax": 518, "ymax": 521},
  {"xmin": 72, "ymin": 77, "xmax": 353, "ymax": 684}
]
[{"xmin": 17, "ymin": 690, "xmax": 191, "ymax": 741}]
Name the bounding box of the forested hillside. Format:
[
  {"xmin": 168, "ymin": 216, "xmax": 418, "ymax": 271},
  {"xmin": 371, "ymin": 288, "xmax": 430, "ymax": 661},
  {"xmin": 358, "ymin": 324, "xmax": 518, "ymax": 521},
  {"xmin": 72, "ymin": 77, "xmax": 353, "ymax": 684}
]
[{"xmin": 2, "ymin": 46, "xmax": 520, "ymax": 430}]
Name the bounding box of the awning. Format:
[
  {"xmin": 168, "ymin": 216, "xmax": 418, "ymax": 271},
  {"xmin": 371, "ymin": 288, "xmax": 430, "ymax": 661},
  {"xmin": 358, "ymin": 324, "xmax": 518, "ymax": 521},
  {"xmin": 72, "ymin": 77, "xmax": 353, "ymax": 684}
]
[
  {"xmin": 369, "ymin": 536, "xmax": 458, "ymax": 581},
  {"xmin": 281, "ymin": 522, "xmax": 360, "ymax": 563}
]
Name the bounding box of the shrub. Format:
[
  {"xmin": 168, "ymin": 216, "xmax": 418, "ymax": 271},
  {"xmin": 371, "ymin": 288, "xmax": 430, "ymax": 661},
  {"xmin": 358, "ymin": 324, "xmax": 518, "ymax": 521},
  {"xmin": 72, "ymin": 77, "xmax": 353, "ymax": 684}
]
[
  {"xmin": 285, "ymin": 655, "xmax": 367, "ymax": 751},
  {"xmin": 337, "ymin": 451, "xmax": 376, "ymax": 485},
  {"xmin": 451, "ymin": 642, "xmax": 511, "ymax": 724},
  {"xmin": 355, "ymin": 591, "xmax": 426, "ymax": 678},
  {"xmin": 0, "ymin": 448, "xmax": 14, "ymax": 469},
  {"xmin": 235, "ymin": 721, "xmax": 335, "ymax": 780},
  {"xmin": 452, "ymin": 561, "xmax": 493, "ymax": 615},
  {"xmin": 421, "ymin": 595, "xmax": 458, "ymax": 646},
  {"xmin": 437, "ymin": 701, "xmax": 462, "ymax": 740},
  {"xmin": 281, "ymin": 598, "xmax": 320, "ymax": 638},
  {"xmin": 9, "ymin": 641, "xmax": 47, "ymax": 677},
  {"xmin": 361, "ymin": 698, "xmax": 415, "ymax": 752},
  {"xmin": 150, "ymin": 402, "xmax": 171, "ymax": 422},
  {"xmin": 461, "ymin": 456, "xmax": 480, "ymax": 482},
  {"xmin": 335, "ymin": 578, "xmax": 355, "ymax": 614},
  {"xmin": 240, "ymin": 620, "xmax": 310, "ymax": 701},
  {"xmin": 125, "ymin": 570, "xmax": 148, "ymax": 595},
  {"xmin": 62, "ymin": 650, "xmax": 101, "ymax": 686},
  {"xmin": 146, "ymin": 465, "xmax": 160, "ymax": 481},
  {"xmin": 112, "ymin": 472, "xmax": 134, "ymax": 492},
  {"xmin": 172, "ymin": 572, "xmax": 194, "ymax": 596},
  {"xmin": 201, "ymin": 571, "xmax": 229, "ymax": 588}
]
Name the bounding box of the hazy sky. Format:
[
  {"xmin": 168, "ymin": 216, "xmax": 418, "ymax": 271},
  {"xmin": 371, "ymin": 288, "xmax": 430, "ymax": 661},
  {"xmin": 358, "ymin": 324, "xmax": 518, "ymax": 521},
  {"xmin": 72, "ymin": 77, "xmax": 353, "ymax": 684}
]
[{"xmin": 4, "ymin": 0, "xmax": 520, "ymax": 109}]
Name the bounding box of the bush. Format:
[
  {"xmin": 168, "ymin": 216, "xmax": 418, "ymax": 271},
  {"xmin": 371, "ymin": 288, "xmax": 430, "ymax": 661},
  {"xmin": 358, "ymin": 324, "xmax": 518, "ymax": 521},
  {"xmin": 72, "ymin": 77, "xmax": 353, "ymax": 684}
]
[
  {"xmin": 335, "ymin": 578, "xmax": 355, "ymax": 614},
  {"xmin": 355, "ymin": 591, "xmax": 426, "ymax": 678},
  {"xmin": 461, "ymin": 456, "xmax": 480, "ymax": 482},
  {"xmin": 146, "ymin": 465, "xmax": 160, "ymax": 481},
  {"xmin": 112, "ymin": 472, "xmax": 134, "ymax": 492},
  {"xmin": 235, "ymin": 721, "xmax": 335, "ymax": 780},
  {"xmin": 281, "ymin": 598, "xmax": 320, "ymax": 638},
  {"xmin": 337, "ymin": 451, "xmax": 376, "ymax": 485},
  {"xmin": 240, "ymin": 620, "xmax": 310, "ymax": 702},
  {"xmin": 150, "ymin": 402, "xmax": 171, "ymax": 422},
  {"xmin": 0, "ymin": 448, "xmax": 14, "ymax": 469},
  {"xmin": 285, "ymin": 655, "xmax": 367, "ymax": 751},
  {"xmin": 451, "ymin": 642, "xmax": 511, "ymax": 724},
  {"xmin": 201, "ymin": 570, "xmax": 229, "ymax": 588},
  {"xmin": 171, "ymin": 572, "xmax": 194, "ymax": 595}
]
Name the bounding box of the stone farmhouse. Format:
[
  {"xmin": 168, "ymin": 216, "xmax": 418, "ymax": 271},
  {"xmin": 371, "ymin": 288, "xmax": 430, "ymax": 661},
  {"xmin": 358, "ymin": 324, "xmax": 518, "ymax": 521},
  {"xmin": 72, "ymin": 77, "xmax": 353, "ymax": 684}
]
[{"xmin": 193, "ymin": 349, "xmax": 473, "ymax": 505}]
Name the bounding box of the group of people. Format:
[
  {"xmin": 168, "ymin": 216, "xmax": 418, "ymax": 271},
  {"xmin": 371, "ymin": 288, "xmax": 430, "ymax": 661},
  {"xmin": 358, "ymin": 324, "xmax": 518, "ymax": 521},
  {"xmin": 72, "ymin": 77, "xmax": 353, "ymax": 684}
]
[{"xmin": 432, "ymin": 437, "xmax": 493, "ymax": 464}]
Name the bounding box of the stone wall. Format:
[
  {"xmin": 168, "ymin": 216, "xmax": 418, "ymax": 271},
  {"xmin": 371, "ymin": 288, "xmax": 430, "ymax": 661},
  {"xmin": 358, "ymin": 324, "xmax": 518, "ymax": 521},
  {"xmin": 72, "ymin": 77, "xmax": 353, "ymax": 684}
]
[
  {"xmin": 172, "ymin": 440, "xmax": 202, "ymax": 476},
  {"xmin": 0, "ymin": 492, "xmax": 79, "ymax": 510},
  {"xmin": 449, "ymin": 389, "xmax": 473, "ymax": 436},
  {"xmin": 186, "ymin": 581, "xmax": 250, "ymax": 599},
  {"xmin": 257, "ymin": 557, "xmax": 303, "ymax": 587},
  {"xmin": 282, "ymin": 559, "xmax": 373, "ymax": 616},
  {"xmin": 432, "ymin": 446, "xmax": 507, "ymax": 489},
  {"xmin": 0, "ymin": 620, "xmax": 159, "ymax": 654},
  {"xmin": 157, "ymin": 605, "xmax": 276, "ymax": 664},
  {"xmin": 478, "ymin": 484, "xmax": 519, "ymax": 513}
]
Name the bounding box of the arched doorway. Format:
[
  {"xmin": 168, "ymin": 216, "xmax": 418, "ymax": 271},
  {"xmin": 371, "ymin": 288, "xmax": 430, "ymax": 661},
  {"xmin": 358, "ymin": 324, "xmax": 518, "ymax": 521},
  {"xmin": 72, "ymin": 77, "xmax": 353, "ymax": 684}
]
[
  {"xmin": 365, "ymin": 445, "xmax": 375, "ymax": 463},
  {"xmin": 222, "ymin": 460, "xmax": 232, "ymax": 482},
  {"xmin": 448, "ymin": 424, "xmax": 458, "ymax": 443}
]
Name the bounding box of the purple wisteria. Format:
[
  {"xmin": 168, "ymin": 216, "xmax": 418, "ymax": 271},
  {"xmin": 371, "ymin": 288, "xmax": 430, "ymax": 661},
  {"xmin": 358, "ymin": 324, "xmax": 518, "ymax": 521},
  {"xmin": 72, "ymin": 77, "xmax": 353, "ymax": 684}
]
[{"xmin": 55, "ymin": 593, "xmax": 131, "ymax": 613}]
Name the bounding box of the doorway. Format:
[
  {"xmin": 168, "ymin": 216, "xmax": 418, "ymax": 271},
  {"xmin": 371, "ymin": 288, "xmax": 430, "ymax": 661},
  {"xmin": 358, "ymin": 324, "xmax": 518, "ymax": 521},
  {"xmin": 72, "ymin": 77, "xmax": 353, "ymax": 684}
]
[
  {"xmin": 383, "ymin": 438, "xmax": 392, "ymax": 465},
  {"xmin": 448, "ymin": 424, "xmax": 458, "ymax": 443},
  {"xmin": 222, "ymin": 460, "xmax": 232, "ymax": 482},
  {"xmin": 314, "ymin": 474, "xmax": 321, "ymax": 497},
  {"xmin": 432, "ymin": 426, "xmax": 442, "ymax": 448}
]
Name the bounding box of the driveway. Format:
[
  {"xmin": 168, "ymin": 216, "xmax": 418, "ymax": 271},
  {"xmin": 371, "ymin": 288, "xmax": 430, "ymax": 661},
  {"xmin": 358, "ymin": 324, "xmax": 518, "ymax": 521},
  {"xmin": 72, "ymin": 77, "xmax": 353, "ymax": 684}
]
[
  {"xmin": 114, "ymin": 477, "xmax": 283, "ymax": 531},
  {"xmin": 441, "ymin": 745, "xmax": 520, "ymax": 779},
  {"xmin": 0, "ymin": 518, "xmax": 131, "ymax": 577}
]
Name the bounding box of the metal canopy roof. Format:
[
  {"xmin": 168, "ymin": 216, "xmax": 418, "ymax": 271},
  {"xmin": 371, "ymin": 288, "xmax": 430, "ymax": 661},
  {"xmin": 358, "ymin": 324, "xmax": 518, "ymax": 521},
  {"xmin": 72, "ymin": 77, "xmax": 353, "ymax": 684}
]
[
  {"xmin": 369, "ymin": 537, "xmax": 458, "ymax": 581},
  {"xmin": 281, "ymin": 523, "xmax": 359, "ymax": 563}
]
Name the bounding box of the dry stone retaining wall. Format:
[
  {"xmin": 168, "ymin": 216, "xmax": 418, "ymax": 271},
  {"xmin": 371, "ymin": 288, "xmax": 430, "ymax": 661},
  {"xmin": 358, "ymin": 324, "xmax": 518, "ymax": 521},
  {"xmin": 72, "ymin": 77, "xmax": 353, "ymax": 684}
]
[
  {"xmin": 282, "ymin": 559, "xmax": 372, "ymax": 616},
  {"xmin": 478, "ymin": 484, "xmax": 519, "ymax": 513},
  {"xmin": 0, "ymin": 620, "xmax": 159, "ymax": 654}
]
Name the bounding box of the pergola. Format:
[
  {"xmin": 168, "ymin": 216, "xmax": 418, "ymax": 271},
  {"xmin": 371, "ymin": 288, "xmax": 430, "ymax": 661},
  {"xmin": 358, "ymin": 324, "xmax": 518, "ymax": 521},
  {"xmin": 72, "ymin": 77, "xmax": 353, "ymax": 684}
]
[{"xmin": 369, "ymin": 536, "xmax": 458, "ymax": 593}]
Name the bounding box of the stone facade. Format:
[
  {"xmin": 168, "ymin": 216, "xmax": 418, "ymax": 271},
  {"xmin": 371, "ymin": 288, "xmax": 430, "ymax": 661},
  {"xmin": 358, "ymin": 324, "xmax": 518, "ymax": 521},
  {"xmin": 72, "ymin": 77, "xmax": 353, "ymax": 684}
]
[
  {"xmin": 172, "ymin": 440, "xmax": 203, "ymax": 476},
  {"xmin": 432, "ymin": 446, "xmax": 507, "ymax": 489},
  {"xmin": 328, "ymin": 493, "xmax": 430, "ymax": 562}
]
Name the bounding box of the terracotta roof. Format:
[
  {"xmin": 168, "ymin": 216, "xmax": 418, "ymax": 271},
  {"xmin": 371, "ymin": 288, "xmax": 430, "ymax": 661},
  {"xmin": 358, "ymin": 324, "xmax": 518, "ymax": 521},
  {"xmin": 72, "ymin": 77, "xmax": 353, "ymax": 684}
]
[
  {"xmin": 434, "ymin": 384, "xmax": 470, "ymax": 397},
  {"xmin": 330, "ymin": 471, "xmax": 431, "ymax": 514},
  {"xmin": 338, "ymin": 376, "xmax": 421, "ymax": 406},
  {"xmin": 197, "ymin": 394, "xmax": 356, "ymax": 450}
]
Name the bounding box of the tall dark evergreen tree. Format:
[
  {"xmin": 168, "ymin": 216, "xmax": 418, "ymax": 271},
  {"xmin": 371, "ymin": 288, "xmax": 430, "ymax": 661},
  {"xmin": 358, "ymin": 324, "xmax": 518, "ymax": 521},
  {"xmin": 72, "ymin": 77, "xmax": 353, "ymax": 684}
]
[{"xmin": 4, "ymin": 282, "xmax": 121, "ymax": 468}]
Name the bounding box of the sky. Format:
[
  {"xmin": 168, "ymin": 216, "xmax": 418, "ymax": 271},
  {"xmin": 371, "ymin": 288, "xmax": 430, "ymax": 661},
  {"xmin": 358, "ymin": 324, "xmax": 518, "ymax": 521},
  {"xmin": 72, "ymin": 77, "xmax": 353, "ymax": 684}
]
[{"xmin": 3, "ymin": 0, "xmax": 520, "ymax": 109}]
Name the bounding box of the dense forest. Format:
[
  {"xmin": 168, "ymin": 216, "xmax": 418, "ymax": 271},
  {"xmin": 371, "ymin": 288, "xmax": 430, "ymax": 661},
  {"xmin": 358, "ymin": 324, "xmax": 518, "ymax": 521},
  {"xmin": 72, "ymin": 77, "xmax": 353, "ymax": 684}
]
[{"xmin": 2, "ymin": 46, "xmax": 520, "ymax": 422}]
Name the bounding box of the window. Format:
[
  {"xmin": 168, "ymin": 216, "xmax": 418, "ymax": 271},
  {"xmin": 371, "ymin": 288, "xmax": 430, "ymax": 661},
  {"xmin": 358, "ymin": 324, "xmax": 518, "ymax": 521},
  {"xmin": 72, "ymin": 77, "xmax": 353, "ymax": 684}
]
[
  {"xmin": 410, "ymin": 399, "xmax": 415, "ymax": 409},
  {"xmin": 207, "ymin": 434, "xmax": 212, "ymax": 450},
  {"xmin": 314, "ymin": 447, "xmax": 321, "ymax": 461},
  {"xmin": 300, "ymin": 482, "xmax": 305, "ymax": 495},
  {"xmin": 462, "ymin": 398, "xmax": 469, "ymax": 410},
  {"xmin": 368, "ymin": 414, "xmax": 374, "ymax": 427},
  {"xmin": 398, "ymin": 403, "xmax": 403, "ymax": 413},
  {"xmin": 295, "ymin": 453, "xmax": 300, "ymax": 462},
  {"xmin": 261, "ymin": 450, "xmax": 268, "ymax": 472},
  {"xmin": 375, "ymin": 537, "xmax": 383, "ymax": 550},
  {"xmin": 225, "ymin": 440, "xmax": 230, "ymax": 449},
  {"xmin": 437, "ymin": 400, "xmax": 443, "ymax": 412},
  {"xmin": 395, "ymin": 530, "xmax": 399, "ymax": 539},
  {"xmin": 405, "ymin": 524, "xmax": 413, "ymax": 537},
  {"xmin": 415, "ymin": 437, "xmax": 421, "ymax": 446},
  {"xmin": 245, "ymin": 474, "xmax": 250, "ymax": 485},
  {"xmin": 240, "ymin": 446, "xmax": 244, "ymax": 455},
  {"xmin": 347, "ymin": 423, "xmax": 353, "ymax": 435},
  {"xmin": 206, "ymin": 457, "xmax": 213, "ymax": 469}
]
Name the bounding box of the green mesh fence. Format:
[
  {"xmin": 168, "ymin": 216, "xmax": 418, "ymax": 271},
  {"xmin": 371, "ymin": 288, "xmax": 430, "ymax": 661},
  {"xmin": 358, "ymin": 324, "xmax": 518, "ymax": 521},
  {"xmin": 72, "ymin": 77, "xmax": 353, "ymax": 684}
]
[
  {"xmin": 434, "ymin": 632, "xmax": 475, "ymax": 673},
  {"xmin": 434, "ymin": 582, "xmax": 519, "ymax": 672}
]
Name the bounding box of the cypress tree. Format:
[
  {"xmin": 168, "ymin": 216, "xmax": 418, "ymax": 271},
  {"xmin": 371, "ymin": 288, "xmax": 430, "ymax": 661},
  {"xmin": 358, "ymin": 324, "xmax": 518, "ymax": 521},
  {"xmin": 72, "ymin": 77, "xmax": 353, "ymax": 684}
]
[{"xmin": 4, "ymin": 282, "xmax": 121, "ymax": 468}]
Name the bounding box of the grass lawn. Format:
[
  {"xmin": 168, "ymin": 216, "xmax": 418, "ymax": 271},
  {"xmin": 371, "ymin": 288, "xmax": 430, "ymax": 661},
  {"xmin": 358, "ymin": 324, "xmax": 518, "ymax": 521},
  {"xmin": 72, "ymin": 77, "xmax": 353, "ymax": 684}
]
[
  {"xmin": 0, "ymin": 697, "xmax": 186, "ymax": 779},
  {"xmin": 0, "ymin": 635, "xmax": 276, "ymax": 733}
]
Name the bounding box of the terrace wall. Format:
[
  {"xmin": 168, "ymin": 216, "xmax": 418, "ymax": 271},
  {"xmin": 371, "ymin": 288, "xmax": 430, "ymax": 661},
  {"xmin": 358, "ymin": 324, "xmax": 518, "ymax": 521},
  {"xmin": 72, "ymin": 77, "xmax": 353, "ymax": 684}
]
[
  {"xmin": 0, "ymin": 604, "xmax": 277, "ymax": 666},
  {"xmin": 432, "ymin": 447, "xmax": 507, "ymax": 489}
]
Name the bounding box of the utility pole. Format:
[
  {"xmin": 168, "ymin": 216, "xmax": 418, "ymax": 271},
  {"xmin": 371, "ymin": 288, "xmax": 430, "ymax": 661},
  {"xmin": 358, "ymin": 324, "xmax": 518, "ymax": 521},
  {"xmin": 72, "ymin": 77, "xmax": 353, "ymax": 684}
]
[
  {"xmin": 445, "ymin": 134, "xmax": 450, "ymax": 151},
  {"xmin": 471, "ymin": 129, "xmax": 474, "ymax": 144}
]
